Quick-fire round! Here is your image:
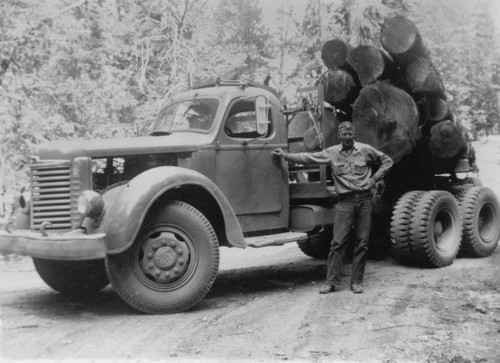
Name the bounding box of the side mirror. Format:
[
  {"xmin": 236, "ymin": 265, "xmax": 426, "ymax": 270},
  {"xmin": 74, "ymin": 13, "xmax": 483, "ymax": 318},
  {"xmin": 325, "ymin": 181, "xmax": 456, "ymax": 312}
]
[{"xmin": 255, "ymin": 96, "xmax": 270, "ymax": 135}]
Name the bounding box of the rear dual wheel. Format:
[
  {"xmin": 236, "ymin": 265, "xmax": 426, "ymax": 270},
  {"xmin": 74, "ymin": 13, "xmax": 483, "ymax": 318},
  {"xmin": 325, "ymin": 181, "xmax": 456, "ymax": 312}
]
[
  {"xmin": 390, "ymin": 191, "xmax": 425, "ymax": 263},
  {"xmin": 456, "ymin": 187, "xmax": 500, "ymax": 257},
  {"xmin": 391, "ymin": 190, "xmax": 462, "ymax": 267},
  {"xmin": 410, "ymin": 190, "xmax": 462, "ymax": 267},
  {"xmin": 106, "ymin": 201, "xmax": 219, "ymax": 314}
]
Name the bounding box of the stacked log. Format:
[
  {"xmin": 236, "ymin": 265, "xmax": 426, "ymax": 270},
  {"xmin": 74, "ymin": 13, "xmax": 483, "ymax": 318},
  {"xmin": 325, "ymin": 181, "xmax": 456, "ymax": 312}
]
[
  {"xmin": 346, "ymin": 45, "xmax": 396, "ymax": 87},
  {"xmin": 352, "ymin": 80, "xmax": 419, "ymax": 163},
  {"xmin": 321, "ymin": 39, "xmax": 351, "ymax": 69},
  {"xmin": 318, "ymin": 15, "xmax": 469, "ymax": 186}
]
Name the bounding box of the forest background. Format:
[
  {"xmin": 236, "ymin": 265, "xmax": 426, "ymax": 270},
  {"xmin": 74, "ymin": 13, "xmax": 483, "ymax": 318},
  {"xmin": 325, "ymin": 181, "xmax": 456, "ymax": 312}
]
[{"xmin": 1, "ymin": 0, "xmax": 500, "ymax": 211}]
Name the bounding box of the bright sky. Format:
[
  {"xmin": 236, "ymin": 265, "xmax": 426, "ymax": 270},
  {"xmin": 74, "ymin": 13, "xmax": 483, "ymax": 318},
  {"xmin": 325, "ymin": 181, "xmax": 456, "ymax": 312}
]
[{"xmin": 260, "ymin": 0, "xmax": 500, "ymax": 32}]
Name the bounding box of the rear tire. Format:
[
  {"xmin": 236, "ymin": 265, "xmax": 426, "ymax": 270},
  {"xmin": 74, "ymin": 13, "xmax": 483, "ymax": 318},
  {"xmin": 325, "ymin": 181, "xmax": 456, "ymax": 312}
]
[
  {"xmin": 457, "ymin": 187, "xmax": 500, "ymax": 257},
  {"xmin": 410, "ymin": 190, "xmax": 462, "ymax": 267},
  {"xmin": 390, "ymin": 191, "xmax": 425, "ymax": 263},
  {"xmin": 33, "ymin": 258, "xmax": 109, "ymax": 295},
  {"xmin": 297, "ymin": 228, "xmax": 332, "ymax": 259},
  {"xmin": 106, "ymin": 201, "xmax": 219, "ymax": 314}
]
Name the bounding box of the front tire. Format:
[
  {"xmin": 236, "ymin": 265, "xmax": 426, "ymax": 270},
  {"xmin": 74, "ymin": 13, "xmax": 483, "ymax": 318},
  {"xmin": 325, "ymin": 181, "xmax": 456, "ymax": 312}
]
[
  {"xmin": 457, "ymin": 187, "xmax": 500, "ymax": 257},
  {"xmin": 33, "ymin": 258, "xmax": 109, "ymax": 295},
  {"xmin": 106, "ymin": 201, "xmax": 219, "ymax": 314}
]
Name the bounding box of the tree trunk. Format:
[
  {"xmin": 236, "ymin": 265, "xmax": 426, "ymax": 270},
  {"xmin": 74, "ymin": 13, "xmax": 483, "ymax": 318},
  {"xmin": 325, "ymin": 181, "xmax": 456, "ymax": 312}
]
[
  {"xmin": 346, "ymin": 45, "xmax": 395, "ymax": 86},
  {"xmin": 322, "ymin": 68, "xmax": 359, "ymax": 107},
  {"xmin": 381, "ymin": 16, "xmax": 428, "ymax": 68},
  {"xmin": 352, "ymin": 81, "xmax": 419, "ymax": 163},
  {"xmin": 321, "ymin": 39, "xmax": 350, "ymax": 69},
  {"xmin": 427, "ymin": 120, "xmax": 465, "ymax": 159},
  {"xmin": 405, "ymin": 57, "xmax": 445, "ymax": 97}
]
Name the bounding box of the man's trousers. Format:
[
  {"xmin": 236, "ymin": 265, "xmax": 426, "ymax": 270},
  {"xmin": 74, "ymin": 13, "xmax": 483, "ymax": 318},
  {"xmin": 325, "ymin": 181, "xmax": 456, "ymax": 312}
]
[{"xmin": 326, "ymin": 191, "xmax": 373, "ymax": 285}]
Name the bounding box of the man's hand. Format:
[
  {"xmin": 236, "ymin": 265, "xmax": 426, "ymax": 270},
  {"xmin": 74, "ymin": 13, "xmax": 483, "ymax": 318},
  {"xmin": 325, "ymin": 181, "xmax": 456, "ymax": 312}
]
[
  {"xmin": 369, "ymin": 179, "xmax": 385, "ymax": 196},
  {"xmin": 272, "ymin": 148, "xmax": 286, "ymax": 158}
]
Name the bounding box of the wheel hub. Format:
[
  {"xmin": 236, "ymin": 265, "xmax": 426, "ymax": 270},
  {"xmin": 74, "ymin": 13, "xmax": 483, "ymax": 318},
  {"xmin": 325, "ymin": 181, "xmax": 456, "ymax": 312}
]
[
  {"xmin": 434, "ymin": 221, "xmax": 443, "ymax": 238},
  {"xmin": 139, "ymin": 231, "xmax": 190, "ymax": 283},
  {"xmin": 154, "ymin": 247, "xmax": 177, "ymax": 269}
]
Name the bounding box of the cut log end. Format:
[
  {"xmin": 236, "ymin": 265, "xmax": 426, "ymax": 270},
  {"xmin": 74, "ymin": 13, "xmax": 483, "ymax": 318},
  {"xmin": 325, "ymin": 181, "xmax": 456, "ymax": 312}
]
[
  {"xmin": 322, "ymin": 69, "xmax": 359, "ymax": 106},
  {"xmin": 381, "ymin": 16, "xmax": 419, "ymax": 55},
  {"xmin": 426, "ymin": 97, "xmax": 449, "ymax": 122},
  {"xmin": 321, "ymin": 39, "xmax": 350, "ymax": 69},
  {"xmin": 346, "ymin": 45, "xmax": 386, "ymax": 86},
  {"xmin": 428, "ymin": 120, "xmax": 466, "ymax": 159},
  {"xmin": 405, "ymin": 57, "xmax": 444, "ymax": 96},
  {"xmin": 352, "ymin": 81, "xmax": 419, "ymax": 163}
]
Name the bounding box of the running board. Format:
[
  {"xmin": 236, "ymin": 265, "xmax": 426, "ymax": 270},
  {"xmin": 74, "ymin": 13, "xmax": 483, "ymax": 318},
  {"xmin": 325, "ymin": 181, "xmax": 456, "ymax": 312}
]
[{"xmin": 245, "ymin": 232, "xmax": 308, "ymax": 248}]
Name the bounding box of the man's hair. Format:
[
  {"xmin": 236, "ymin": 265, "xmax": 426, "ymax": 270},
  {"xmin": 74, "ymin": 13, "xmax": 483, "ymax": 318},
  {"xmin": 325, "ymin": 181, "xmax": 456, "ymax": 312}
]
[{"xmin": 338, "ymin": 121, "xmax": 355, "ymax": 132}]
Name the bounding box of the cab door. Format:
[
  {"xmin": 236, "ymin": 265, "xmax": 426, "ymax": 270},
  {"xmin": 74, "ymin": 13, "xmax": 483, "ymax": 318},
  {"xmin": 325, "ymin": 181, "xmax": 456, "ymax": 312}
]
[{"xmin": 214, "ymin": 96, "xmax": 286, "ymax": 228}]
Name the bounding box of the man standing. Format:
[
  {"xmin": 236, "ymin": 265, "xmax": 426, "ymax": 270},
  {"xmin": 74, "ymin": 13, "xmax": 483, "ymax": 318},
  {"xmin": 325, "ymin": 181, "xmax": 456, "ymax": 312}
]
[{"xmin": 273, "ymin": 121, "xmax": 393, "ymax": 294}]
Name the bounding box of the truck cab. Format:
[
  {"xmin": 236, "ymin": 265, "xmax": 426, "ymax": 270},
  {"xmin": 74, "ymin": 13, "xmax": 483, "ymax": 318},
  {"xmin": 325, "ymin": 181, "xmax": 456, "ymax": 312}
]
[{"xmin": 0, "ymin": 79, "xmax": 333, "ymax": 314}]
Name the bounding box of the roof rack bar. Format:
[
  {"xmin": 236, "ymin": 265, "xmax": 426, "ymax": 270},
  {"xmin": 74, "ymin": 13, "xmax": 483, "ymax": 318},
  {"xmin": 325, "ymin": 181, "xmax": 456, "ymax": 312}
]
[{"xmin": 215, "ymin": 77, "xmax": 248, "ymax": 89}]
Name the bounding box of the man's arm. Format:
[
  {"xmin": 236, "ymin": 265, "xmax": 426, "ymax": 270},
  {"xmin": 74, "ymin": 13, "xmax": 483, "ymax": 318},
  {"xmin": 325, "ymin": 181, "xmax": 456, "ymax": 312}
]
[
  {"xmin": 272, "ymin": 148, "xmax": 331, "ymax": 165},
  {"xmin": 369, "ymin": 148, "xmax": 393, "ymax": 182}
]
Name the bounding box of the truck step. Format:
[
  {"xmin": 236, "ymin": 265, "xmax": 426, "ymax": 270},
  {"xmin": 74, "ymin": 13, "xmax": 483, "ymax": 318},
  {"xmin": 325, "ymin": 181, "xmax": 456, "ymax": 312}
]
[{"xmin": 245, "ymin": 231, "xmax": 308, "ymax": 248}]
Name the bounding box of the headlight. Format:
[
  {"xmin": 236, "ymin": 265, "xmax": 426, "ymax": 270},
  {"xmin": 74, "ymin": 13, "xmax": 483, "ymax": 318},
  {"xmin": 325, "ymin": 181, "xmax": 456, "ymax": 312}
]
[
  {"xmin": 77, "ymin": 190, "xmax": 104, "ymax": 218},
  {"xmin": 19, "ymin": 190, "xmax": 31, "ymax": 215}
]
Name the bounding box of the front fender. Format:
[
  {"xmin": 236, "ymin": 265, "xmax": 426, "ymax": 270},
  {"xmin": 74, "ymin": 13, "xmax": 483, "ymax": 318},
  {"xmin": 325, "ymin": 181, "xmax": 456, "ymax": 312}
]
[{"xmin": 103, "ymin": 166, "xmax": 245, "ymax": 254}]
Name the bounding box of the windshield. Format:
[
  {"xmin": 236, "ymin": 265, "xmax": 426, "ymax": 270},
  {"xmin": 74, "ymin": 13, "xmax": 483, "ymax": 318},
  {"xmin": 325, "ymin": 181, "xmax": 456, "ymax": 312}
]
[{"xmin": 152, "ymin": 98, "xmax": 219, "ymax": 134}]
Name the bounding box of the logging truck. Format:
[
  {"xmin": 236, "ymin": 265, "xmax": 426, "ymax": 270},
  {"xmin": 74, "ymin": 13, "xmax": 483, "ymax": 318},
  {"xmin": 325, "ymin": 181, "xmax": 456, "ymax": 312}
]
[{"xmin": 0, "ymin": 78, "xmax": 498, "ymax": 314}]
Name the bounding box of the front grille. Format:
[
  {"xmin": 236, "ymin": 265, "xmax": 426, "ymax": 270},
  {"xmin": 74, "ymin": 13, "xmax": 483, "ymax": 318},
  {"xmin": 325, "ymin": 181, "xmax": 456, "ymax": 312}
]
[{"xmin": 31, "ymin": 162, "xmax": 74, "ymax": 231}]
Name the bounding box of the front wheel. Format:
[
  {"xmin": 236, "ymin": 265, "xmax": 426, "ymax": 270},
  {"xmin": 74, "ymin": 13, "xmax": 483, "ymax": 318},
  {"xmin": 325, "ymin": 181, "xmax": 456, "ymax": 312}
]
[{"xmin": 106, "ymin": 201, "xmax": 219, "ymax": 314}]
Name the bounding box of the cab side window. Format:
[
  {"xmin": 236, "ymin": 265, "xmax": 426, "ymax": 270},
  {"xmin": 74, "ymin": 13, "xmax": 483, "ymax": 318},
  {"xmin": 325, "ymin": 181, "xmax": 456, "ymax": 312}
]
[{"xmin": 225, "ymin": 99, "xmax": 272, "ymax": 138}]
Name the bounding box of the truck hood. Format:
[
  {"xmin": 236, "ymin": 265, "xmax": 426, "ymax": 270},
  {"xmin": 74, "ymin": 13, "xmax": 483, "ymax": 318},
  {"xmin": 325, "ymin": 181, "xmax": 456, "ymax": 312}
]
[{"xmin": 37, "ymin": 133, "xmax": 212, "ymax": 160}]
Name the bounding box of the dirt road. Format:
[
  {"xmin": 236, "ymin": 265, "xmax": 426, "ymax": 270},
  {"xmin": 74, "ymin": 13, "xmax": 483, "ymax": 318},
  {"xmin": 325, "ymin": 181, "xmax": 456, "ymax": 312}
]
[{"xmin": 1, "ymin": 137, "xmax": 499, "ymax": 363}]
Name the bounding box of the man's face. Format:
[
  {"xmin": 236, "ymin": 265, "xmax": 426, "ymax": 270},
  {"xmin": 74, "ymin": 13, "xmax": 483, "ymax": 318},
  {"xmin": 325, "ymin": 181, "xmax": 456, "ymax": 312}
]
[{"xmin": 338, "ymin": 127, "xmax": 355, "ymax": 149}]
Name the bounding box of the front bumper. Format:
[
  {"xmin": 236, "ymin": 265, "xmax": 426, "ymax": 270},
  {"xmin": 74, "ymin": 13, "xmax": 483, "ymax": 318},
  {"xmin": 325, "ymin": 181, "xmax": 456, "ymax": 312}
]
[{"xmin": 0, "ymin": 229, "xmax": 106, "ymax": 260}]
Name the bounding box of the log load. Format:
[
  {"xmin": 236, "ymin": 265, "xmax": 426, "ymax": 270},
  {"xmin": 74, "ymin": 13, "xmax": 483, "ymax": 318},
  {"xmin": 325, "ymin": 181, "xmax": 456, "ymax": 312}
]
[
  {"xmin": 346, "ymin": 45, "xmax": 395, "ymax": 86},
  {"xmin": 352, "ymin": 81, "xmax": 419, "ymax": 163},
  {"xmin": 322, "ymin": 68, "xmax": 359, "ymax": 107},
  {"xmin": 316, "ymin": 15, "xmax": 470, "ymax": 179},
  {"xmin": 380, "ymin": 15, "xmax": 428, "ymax": 68},
  {"xmin": 298, "ymin": 15, "xmax": 496, "ymax": 266},
  {"xmin": 428, "ymin": 120, "xmax": 466, "ymax": 159},
  {"xmin": 404, "ymin": 56, "xmax": 445, "ymax": 97},
  {"xmin": 321, "ymin": 39, "xmax": 351, "ymax": 69},
  {"xmin": 425, "ymin": 97, "xmax": 449, "ymax": 123}
]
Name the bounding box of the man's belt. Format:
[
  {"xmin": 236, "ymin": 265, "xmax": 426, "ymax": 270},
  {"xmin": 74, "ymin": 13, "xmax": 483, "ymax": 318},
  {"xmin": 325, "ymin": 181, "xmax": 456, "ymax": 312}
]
[{"xmin": 338, "ymin": 190, "xmax": 372, "ymax": 199}]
